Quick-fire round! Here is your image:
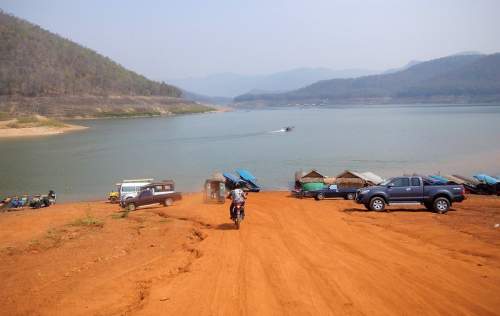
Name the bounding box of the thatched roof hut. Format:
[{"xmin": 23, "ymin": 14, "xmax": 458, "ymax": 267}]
[
  {"xmin": 360, "ymin": 172, "xmax": 384, "ymax": 185},
  {"xmin": 296, "ymin": 170, "xmax": 328, "ymax": 183},
  {"xmin": 335, "ymin": 170, "xmax": 365, "ymax": 188},
  {"xmin": 335, "ymin": 170, "xmax": 384, "ymax": 188}
]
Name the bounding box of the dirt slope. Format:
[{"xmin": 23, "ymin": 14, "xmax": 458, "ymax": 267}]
[{"xmin": 1, "ymin": 193, "xmax": 499, "ymax": 315}]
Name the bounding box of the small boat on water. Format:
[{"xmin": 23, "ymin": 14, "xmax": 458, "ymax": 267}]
[{"xmin": 284, "ymin": 126, "xmax": 294, "ymax": 132}]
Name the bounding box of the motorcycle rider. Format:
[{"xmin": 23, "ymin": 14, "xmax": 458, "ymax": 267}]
[{"xmin": 228, "ymin": 183, "xmax": 247, "ymax": 220}]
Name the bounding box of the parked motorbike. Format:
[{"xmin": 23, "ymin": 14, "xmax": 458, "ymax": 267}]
[
  {"xmin": 29, "ymin": 196, "xmax": 50, "ymax": 209},
  {"xmin": 29, "ymin": 191, "xmax": 55, "ymax": 209}
]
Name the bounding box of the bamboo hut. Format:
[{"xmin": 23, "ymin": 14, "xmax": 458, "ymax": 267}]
[
  {"xmin": 335, "ymin": 170, "xmax": 365, "ymax": 188},
  {"xmin": 360, "ymin": 172, "xmax": 384, "ymax": 185},
  {"xmin": 335, "ymin": 170, "xmax": 383, "ymax": 188},
  {"xmin": 296, "ymin": 170, "xmax": 327, "ymax": 183}
]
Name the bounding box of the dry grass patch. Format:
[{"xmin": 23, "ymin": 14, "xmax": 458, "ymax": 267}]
[{"xmin": 71, "ymin": 215, "xmax": 104, "ymax": 228}]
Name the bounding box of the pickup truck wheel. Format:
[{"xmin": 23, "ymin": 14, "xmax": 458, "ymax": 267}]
[
  {"xmin": 346, "ymin": 193, "xmax": 355, "ymax": 200},
  {"xmin": 164, "ymin": 198, "xmax": 174, "ymax": 206},
  {"xmin": 369, "ymin": 197, "xmax": 386, "ymax": 212},
  {"xmin": 433, "ymin": 197, "xmax": 450, "ymax": 214},
  {"xmin": 315, "ymin": 193, "xmax": 325, "ymax": 201},
  {"xmin": 128, "ymin": 203, "xmax": 136, "ymax": 211}
]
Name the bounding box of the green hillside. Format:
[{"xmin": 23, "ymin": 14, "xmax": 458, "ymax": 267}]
[
  {"xmin": 0, "ymin": 11, "xmax": 181, "ymax": 97},
  {"xmin": 398, "ymin": 53, "xmax": 500, "ymax": 97}
]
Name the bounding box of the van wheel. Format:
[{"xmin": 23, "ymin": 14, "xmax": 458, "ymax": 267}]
[
  {"xmin": 369, "ymin": 197, "xmax": 386, "ymax": 212},
  {"xmin": 164, "ymin": 198, "xmax": 173, "ymax": 207},
  {"xmin": 128, "ymin": 203, "xmax": 136, "ymax": 211},
  {"xmin": 315, "ymin": 193, "xmax": 324, "ymax": 201},
  {"xmin": 346, "ymin": 193, "xmax": 355, "ymax": 200},
  {"xmin": 433, "ymin": 197, "xmax": 450, "ymax": 214}
]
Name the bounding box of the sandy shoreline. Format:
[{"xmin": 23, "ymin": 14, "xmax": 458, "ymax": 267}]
[
  {"xmin": 1, "ymin": 192, "xmax": 499, "ymax": 315},
  {"xmin": 0, "ymin": 123, "xmax": 88, "ymax": 138},
  {"xmin": 0, "ymin": 109, "xmax": 231, "ymax": 138}
]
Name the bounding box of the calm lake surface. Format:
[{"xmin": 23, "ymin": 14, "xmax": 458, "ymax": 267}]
[{"xmin": 1, "ymin": 105, "xmax": 499, "ymax": 201}]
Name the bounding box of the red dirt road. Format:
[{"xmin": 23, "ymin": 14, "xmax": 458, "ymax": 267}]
[{"xmin": 1, "ymin": 193, "xmax": 499, "ymax": 315}]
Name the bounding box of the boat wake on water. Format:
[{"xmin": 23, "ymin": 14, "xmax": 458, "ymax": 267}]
[
  {"xmin": 270, "ymin": 126, "xmax": 294, "ymax": 133},
  {"xmin": 161, "ymin": 126, "xmax": 294, "ymax": 143},
  {"xmin": 167, "ymin": 128, "xmax": 293, "ymax": 143}
]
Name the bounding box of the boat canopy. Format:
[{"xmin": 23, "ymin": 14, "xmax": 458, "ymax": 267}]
[
  {"xmin": 235, "ymin": 169, "xmax": 256, "ymax": 182},
  {"xmin": 223, "ymin": 172, "xmax": 244, "ymax": 184},
  {"xmin": 473, "ymin": 174, "xmax": 499, "ymax": 185},
  {"xmin": 429, "ymin": 175, "xmax": 449, "ymax": 184}
]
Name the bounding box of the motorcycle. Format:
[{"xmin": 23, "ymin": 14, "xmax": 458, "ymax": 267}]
[
  {"xmin": 233, "ymin": 201, "xmax": 245, "ymax": 229},
  {"xmin": 29, "ymin": 195, "xmax": 50, "ymax": 209}
]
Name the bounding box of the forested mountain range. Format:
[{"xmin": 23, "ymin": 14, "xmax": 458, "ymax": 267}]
[
  {"xmin": 0, "ymin": 11, "xmax": 180, "ymax": 98},
  {"xmin": 0, "ymin": 11, "xmax": 216, "ymax": 118},
  {"xmin": 234, "ymin": 53, "xmax": 500, "ymax": 105}
]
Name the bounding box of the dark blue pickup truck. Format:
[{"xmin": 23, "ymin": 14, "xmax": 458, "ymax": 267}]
[
  {"xmin": 356, "ymin": 176, "xmax": 465, "ymax": 214},
  {"xmin": 312, "ymin": 185, "xmax": 358, "ymax": 201}
]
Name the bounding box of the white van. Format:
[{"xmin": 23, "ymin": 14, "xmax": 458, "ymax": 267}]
[{"xmin": 117, "ymin": 179, "xmax": 153, "ymax": 201}]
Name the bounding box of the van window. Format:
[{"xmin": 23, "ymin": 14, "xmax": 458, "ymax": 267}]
[
  {"xmin": 155, "ymin": 185, "xmax": 165, "ymax": 192},
  {"xmin": 121, "ymin": 187, "xmax": 135, "ymax": 193}
]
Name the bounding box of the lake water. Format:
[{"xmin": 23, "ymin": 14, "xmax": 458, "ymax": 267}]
[{"xmin": 1, "ymin": 105, "xmax": 499, "ymax": 201}]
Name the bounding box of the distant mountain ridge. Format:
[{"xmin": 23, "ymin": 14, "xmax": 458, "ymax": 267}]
[
  {"xmin": 170, "ymin": 67, "xmax": 379, "ymax": 98},
  {"xmin": 234, "ymin": 53, "xmax": 500, "ymax": 105}
]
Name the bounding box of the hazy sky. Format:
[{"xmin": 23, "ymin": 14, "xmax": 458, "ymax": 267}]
[{"xmin": 1, "ymin": 0, "xmax": 500, "ymax": 80}]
